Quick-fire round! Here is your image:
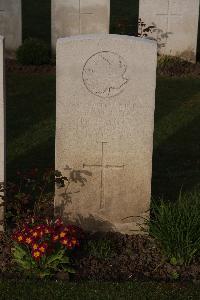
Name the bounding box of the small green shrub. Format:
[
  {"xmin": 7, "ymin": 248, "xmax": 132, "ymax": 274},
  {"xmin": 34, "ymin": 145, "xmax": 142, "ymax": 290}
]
[
  {"xmin": 149, "ymin": 190, "xmax": 200, "ymax": 265},
  {"xmin": 16, "ymin": 38, "xmax": 50, "ymax": 65},
  {"xmin": 85, "ymin": 238, "xmax": 115, "ymax": 260}
]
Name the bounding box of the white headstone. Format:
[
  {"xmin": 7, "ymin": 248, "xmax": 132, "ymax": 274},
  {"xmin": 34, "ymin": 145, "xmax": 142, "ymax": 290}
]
[
  {"xmin": 0, "ymin": 36, "xmax": 5, "ymax": 231},
  {"xmin": 51, "ymin": 0, "xmax": 110, "ymax": 52},
  {"xmin": 55, "ymin": 34, "xmax": 157, "ymax": 234},
  {"xmin": 139, "ymin": 0, "xmax": 200, "ymax": 62},
  {"xmin": 0, "ymin": 0, "xmax": 22, "ymax": 55}
]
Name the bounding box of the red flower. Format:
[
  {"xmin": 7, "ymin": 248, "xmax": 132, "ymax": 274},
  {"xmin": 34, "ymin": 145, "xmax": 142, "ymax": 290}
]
[
  {"xmin": 59, "ymin": 231, "xmax": 66, "ymax": 238},
  {"xmin": 60, "ymin": 238, "xmax": 69, "ymax": 246},
  {"xmin": 13, "ymin": 231, "xmax": 25, "ymax": 244},
  {"xmin": 38, "ymin": 243, "xmax": 48, "ymax": 254},
  {"xmin": 32, "ymin": 230, "xmax": 39, "ymax": 239},
  {"xmin": 16, "ymin": 234, "xmax": 24, "ymax": 243},
  {"xmin": 32, "ymin": 250, "xmax": 42, "ymax": 261},
  {"xmin": 52, "ymin": 234, "xmax": 59, "ymax": 243},
  {"xmin": 32, "ymin": 242, "xmax": 39, "ymax": 251},
  {"xmin": 25, "ymin": 236, "xmax": 34, "ymax": 245},
  {"xmin": 60, "ymin": 238, "xmax": 76, "ymax": 250}
]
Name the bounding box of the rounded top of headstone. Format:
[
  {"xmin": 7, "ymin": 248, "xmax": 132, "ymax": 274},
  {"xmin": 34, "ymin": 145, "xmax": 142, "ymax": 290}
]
[{"xmin": 57, "ymin": 34, "xmax": 157, "ymax": 48}]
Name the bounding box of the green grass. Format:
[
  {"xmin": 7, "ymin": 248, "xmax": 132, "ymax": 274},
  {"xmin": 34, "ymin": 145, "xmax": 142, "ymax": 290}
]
[
  {"xmin": 6, "ymin": 73, "xmax": 55, "ymax": 178},
  {"xmin": 6, "ymin": 73, "xmax": 200, "ymax": 199},
  {"xmin": 1, "ymin": 280, "xmax": 200, "ymax": 299},
  {"xmin": 149, "ymin": 190, "xmax": 200, "ymax": 265},
  {"xmin": 152, "ymin": 77, "xmax": 200, "ymax": 199}
]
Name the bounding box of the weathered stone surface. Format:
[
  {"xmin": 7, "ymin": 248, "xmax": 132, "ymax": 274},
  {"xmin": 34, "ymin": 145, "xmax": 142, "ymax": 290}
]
[
  {"xmin": 139, "ymin": 0, "xmax": 200, "ymax": 62},
  {"xmin": 0, "ymin": 0, "xmax": 22, "ymax": 55},
  {"xmin": 0, "ymin": 36, "xmax": 5, "ymax": 231},
  {"xmin": 51, "ymin": 0, "xmax": 110, "ymax": 51},
  {"xmin": 55, "ymin": 34, "xmax": 157, "ymax": 234}
]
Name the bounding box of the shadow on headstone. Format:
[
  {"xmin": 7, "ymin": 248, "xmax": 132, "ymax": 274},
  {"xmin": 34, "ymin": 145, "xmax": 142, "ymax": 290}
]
[{"xmin": 138, "ymin": 18, "xmax": 173, "ymax": 51}]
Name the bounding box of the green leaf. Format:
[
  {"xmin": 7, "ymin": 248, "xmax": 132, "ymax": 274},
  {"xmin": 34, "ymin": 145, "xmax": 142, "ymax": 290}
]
[
  {"xmin": 60, "ymin": 256, "xmax": 70, "ymax": 264},
  {"xmin": 62, "ymin": 266, "xmax": 75, "ymax": 274},
  {"xmin": 45, "ymin": 250, "xmax": 65, "ymax": 266}
]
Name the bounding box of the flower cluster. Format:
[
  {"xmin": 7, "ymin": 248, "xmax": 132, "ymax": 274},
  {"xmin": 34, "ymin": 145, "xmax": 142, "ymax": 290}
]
[{"xmin": 12, "ymin": 217, "xmax": 83, "ymax": 261}]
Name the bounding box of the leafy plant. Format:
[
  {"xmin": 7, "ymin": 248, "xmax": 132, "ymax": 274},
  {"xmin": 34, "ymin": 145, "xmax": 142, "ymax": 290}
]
[
  {"xmin": 149, "ymin": 190, "xmax": 200, "ymax": 265},
  {"xmin": 12, "ymin": 217, "xmax": 83, "ymax": 278},
  {"xmin": 16, "ymin": 38, "xmax": 50, "ymax": 65},
  {"xmin": 138, "ymin": 18, "xmax": 156, "ymax": 38},
  {"xmin": 170, "ymin": 271, "xmax": 180, "ymax": 281},
  {"xmin": 6, "ymin": 168, "xmax": 56, "ymax": 226},
  {"xmin": 85, "ymin": 238, "xmax": 115, "ymax": 260},
  {"xmin": 6, "ymin": 167, "xmax": 90, "ymax": 228}
]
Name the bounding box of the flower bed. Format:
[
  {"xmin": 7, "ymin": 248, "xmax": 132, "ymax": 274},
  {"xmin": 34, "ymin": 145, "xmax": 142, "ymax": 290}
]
[{"xmin": 1, "ymin": 230, "xmax": 200, "ymax": 282}]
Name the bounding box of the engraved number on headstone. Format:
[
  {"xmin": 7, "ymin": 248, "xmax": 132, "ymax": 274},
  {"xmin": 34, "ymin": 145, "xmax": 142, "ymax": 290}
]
[
  {"xmin": 82, "ymin": 51, "xmax": 128, "ymax": 98},
  {"xmin": 83, "ymin": 142, "xmax": 125, "ymax": 209}
]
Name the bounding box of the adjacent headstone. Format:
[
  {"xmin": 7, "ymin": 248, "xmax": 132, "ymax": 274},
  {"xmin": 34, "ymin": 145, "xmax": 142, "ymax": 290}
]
[
  {"xmin": 0, "ymin": 0, "xmax": 22, "ymax": 55},
  {"xmin": 55, "ymin": 34, "xmax": 157, "ymax": 234},
  {"xmin": 0, "ymin": 36, "xmax": 5, "ymax": 231},
  {"xmin": 51, "ymin": 0, "xmax": 110, "ymax": 52},
  {"xmin": 139, "ymin": 0, "xmax": 200, "ymax": 62}
]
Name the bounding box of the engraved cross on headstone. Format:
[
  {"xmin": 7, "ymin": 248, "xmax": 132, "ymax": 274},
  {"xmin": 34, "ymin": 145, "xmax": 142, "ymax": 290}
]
[
  {"xmin": 66, "ymin": 0, "xmax": 93, "ymax": 34},
  {"xmin": 156, "ymin": 0, "xmax": 182, "ymax": 32},
  {"xmin": 83, "ymin": 142, "xmax": 125, "ymax": 209},
  {"xmin": 78, "ymin": 0, "xmax": 93, "ymax": 34}
]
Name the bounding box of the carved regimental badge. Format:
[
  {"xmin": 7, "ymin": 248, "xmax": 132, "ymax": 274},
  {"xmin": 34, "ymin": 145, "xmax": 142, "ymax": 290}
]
[{"xmin": 82, "ymin": 51, "xmax": 128, "ymax": 98}]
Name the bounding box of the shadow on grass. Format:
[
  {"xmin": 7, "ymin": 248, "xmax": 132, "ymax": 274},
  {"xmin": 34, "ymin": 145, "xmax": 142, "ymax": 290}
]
[
  {"xmin": 7, "ymin": 137, "xmax": 55, "ymax": 182},
  {"xmin": 152, "ymin": 112, "xmax": 200, "ymax": 200},
  {"xmin": 6, "ymin": 73, "xmax": 200, "ymax": 201},
  {"xmin": 152, "ymin": 78, "xmax": 200, "ymax": 200}
]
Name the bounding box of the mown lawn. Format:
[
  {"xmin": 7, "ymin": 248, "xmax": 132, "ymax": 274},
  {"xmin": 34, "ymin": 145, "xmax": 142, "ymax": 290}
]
[
  {"xmin": 6, "ymin": 73, "xmax": 200, "ymax": 200},
  {"xmin": 1, "ymin": 280, "xmax": 200, "ymax": 300},
  {"xmin": 4, "ymin": 0, "xmax": 200, "ymax": 297}
]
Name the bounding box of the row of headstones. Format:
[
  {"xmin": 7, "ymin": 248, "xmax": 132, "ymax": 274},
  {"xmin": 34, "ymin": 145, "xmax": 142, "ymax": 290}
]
[
  {"xmin": 0, "ymin": 0, "xmax": 198, "ymax": 233},
  {"xmin": 0, "ymin": 0, "xmax": 200, "ymax": 62}
]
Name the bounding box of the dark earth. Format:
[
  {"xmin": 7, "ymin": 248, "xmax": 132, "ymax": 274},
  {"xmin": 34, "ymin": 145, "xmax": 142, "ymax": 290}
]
[{"xmin": 1, "ymin": 231, "xmax": 200, "ymax": 283}]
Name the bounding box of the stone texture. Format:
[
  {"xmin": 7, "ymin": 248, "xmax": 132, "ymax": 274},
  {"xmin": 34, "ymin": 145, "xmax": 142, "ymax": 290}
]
[
  {"xmin": 51, "ymin": 0, "xmax": 110, "ymax": 52},
  {"xmin": 0, "ymin": 36, "xmax": 5, "ymax": 231},
  {"xmin": 139, "ymin": 0, "xmax": 200, "ymax": 62},
  {"xmin": 0, "ymin": 0, "xmax": 22, "ymax": 55},
  {"xmin": 55, "ymin": 34, "xmax": 157, "ymax": 234}
]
